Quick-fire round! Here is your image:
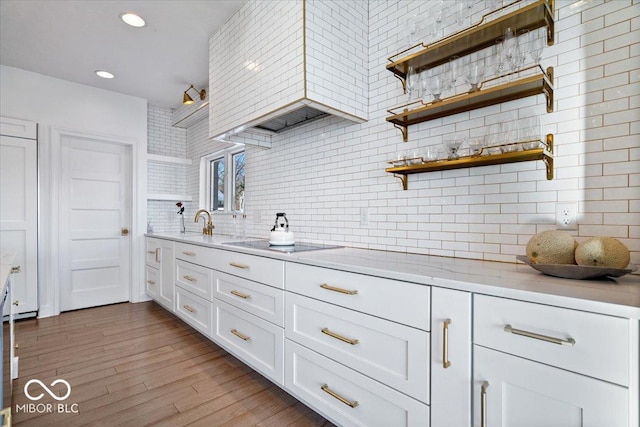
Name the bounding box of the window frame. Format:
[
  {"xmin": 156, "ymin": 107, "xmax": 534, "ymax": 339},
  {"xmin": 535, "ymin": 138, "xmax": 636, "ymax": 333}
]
[{"xmin": 199, "ymin": 144, "xmax": 245, "ymax": 213}]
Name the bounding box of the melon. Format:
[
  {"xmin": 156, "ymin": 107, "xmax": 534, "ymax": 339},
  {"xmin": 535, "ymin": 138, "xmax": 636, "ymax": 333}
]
[
  {"xmin": 526, "ymin": 230, "xmax": 577, "ymax": 264},
  {"xmin": 575, "ymin": 237, "xmax": 630, "ymax": 269}
]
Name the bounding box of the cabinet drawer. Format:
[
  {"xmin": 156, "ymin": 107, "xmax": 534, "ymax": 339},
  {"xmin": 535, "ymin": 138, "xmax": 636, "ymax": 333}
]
[
  {"xmin": 176, "ymin": 260, "xmax": 213, "ymax": 301},
  {"xmin": 214, "ymin": 271, "xmax": 284, "ymax": 327},
  {"xmin": 145, "ymin": 265, "xmax": 159, "ymax": 298},
  {"xmin": 285, "ymin": 340, "xmax": 430, "ymax": 427},
  {"xmin": 215, "ymin": 250, "xmax": 284, "ymax": 289},
  {"xmin": 286, "ymin": 263, "xmax": 430, "ymax": 330},
  {"xmin": 286, "ymin": 293, "xmax": 429, "ymax": 403},
  {"xmin": 146, "ymin": 239, "xmax": 161, "ymax": 268},
  {"xmin": 213, "ymin": 300, "xmax": 284, "ymax": 385},
  {"xmin": 175, "ymin": 286, "xmax": 213, "ymax": 337},
  {"xmin": 474, "ymin": 294, "xmax": 630, "ymax": 386},
  {"xmin": 175, "ymin": 242, "xmax": 284, "ymax": 288}
]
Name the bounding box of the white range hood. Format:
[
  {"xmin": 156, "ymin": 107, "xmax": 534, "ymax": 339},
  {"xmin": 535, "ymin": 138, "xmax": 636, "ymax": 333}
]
[{"xmin": 208, "ymin": 0, "xmax": 368, "ymax": 144}]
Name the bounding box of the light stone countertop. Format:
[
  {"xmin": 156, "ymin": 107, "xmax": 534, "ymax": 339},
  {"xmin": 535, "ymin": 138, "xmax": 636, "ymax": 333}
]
[
  {"xmin": 0, "ymin": 250, "xmax": 16, "ymax": 297},
  {"xmin": 147, "ymin": 233, "xmax": 640, "ymax": 319}
]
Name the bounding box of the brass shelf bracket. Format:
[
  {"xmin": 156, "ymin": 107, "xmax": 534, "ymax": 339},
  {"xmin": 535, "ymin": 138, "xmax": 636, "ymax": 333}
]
[{"xmin": 393, "ymin": 123, "xmax": 409, "ymax": 142}]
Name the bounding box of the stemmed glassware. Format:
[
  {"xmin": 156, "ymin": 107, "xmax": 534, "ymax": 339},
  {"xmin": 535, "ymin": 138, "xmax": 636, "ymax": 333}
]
[
  {"xmin": 429, "ymin": 69, "xmax": 444, "ymax": 103},
  {"xmin": 464, "ymin": 55, "xmax": 485, "ymax": 92},
  {"xmin": 502, "ymin": 27, "xmax": 519, "ymax": 76},
  {"xmin": 447, "ymin": 56, "xmax": 462, "ymax": 92},
  {"xmin": 528, "ymin": 29, "xmax": 545, "ymax": 65},
  {"xmin": 491, "ymin": 38, "xmax": 507, "ymax": 78},
  {"xmin": 444, "ymin": 134, "xmax": 466, "ymax": 160},
  {"xmin": 406, "ymin": 14, "xmax": 422, "ymax": 48},
  {"xmin": 406, "ymin": 65, "xmax": 420, "ymax": 105}
]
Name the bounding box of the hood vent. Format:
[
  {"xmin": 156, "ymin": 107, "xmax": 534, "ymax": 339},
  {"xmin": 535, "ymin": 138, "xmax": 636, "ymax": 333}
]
[
  {"xmin": 208, "ymin": 0, "xmax": 368, "ymax": 145},
  {"xmin": 253, "ymin": 106, "xmax": 329, "ymax": 133}
]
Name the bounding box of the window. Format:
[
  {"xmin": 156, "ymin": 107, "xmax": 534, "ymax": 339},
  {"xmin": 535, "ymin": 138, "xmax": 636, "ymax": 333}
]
[{"xmin": 200, "ymin": 145, "xmax": 245, "ymax": 213}]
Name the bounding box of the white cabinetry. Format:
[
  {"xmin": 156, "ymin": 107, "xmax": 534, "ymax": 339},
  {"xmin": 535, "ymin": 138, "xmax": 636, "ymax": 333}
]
[
  {"xmin": 431, "ymin": 288, "xmax": 471, "ymax": 427},
  {"xmin": 174, "ymin": 241, "xmax": 285, "ymax": 385},
  {"xmin": 0, "ymin": 117, "xmax": 38, "ymax": 316},
  {"xmin": 285, "ymin": 263, "xmax": 430, "ymax": 426},
  {"xmin": 473, "ymin": 295, "xmax": 633, "ymax": 427},
  {"xmin": 144, "ymin": 238, "xmax": 174, "ymax": 311}
]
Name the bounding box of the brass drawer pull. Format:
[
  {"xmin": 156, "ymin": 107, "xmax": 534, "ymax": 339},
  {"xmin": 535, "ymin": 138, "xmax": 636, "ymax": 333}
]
[
  {"xmin": 321, "ymin": 384, "xmax": 359, "ymax": 408},
  {"xmin": 231, "ymin": 290, "xmax": 250, "ymax": 299},
  {"xmin": 443, "ymin": 319, "xmax": 451, "ymax": 369},
  {"xmin": 504, "ymin": 324, "xmax": 576, "ymax": 347},
  {"xmin": 147, "ymin": 250, "xmax": 155, "ymax": 254},
  {"xmin": 155, "ymin": 248, "xmax": 160, "ymax": 262},
  {"xmin": 183, "ymin": 275, "xmax": 197, "ymax": 282},
  {"xmin": 231, "ymin": 329, "xmax": 251, "ymax": 341},
  {"xmin": 481, "ymin": 381, "xmax": 489, "ymax": 427},
  {"xmin": 12, "ymin": 300, "xmax": 19, "ymax": 306},
  {"xmin": 146, "ymin": 280, "xmax": 156, "ymax": 285},
  {"xmin": 182, "ymin": 251, "xmax": 196, "ymax": 256},
  {"xmin": 320, "ymin": 283, "xmax": 358, "ymax": 295},
  {"xmin": 321, "ymin": 328, "xmax": 359, "ymax": 345},
  {"xmin": 183, "ymin": 304, "xmax": 196, "ymax": 313},
  {"xmin": 229, "ymin": 262, "xmax": 250, "ymax": 269}
]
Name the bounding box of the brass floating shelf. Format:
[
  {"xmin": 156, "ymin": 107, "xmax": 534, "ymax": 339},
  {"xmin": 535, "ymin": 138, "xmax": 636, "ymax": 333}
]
[
  {"xmin": 387, "ymin": 0, "xmax": 554, "ymax": 87},
  {"xmin": 387, "ymin": 66, "xmax": 553, "ymax": 142},
  {"xmin": 386, "ymin": 135, "xmax": 554, "ymax": 190}
]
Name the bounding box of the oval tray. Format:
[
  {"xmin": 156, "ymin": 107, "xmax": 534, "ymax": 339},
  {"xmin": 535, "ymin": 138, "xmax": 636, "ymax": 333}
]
[{"xmin": 516, "ymin": 255, "xmax": 637, "ymax": 280}]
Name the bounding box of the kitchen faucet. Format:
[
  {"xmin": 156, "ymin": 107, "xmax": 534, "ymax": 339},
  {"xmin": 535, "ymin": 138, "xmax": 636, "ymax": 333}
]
[{"xmin": 194, "ymin": 209, "xmax": 214, "ymax": 235}]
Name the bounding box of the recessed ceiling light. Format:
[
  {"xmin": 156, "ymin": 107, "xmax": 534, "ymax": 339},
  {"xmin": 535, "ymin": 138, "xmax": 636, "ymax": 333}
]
[
  {"xmin": 95, "ymin": 70, "xmax": 115, "ymax": 79},
  {"xmin": 120, "ymin": 12, "xmax": 146, "ymax": 28}
]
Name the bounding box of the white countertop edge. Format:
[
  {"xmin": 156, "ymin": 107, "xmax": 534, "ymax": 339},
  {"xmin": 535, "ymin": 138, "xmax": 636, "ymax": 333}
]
[{"xmin": 146, "ymin": 233, "xmax": 640, "ymax": 319}]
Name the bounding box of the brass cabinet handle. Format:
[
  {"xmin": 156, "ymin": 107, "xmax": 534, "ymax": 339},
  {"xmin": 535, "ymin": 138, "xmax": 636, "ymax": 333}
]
[
  {"xmin": 155, "ymin": 248, "xmax": 160, "ymax": 263},
  {"xmin": 321, "ymin": 328, "xmax": 359, "ymax": 345},
  {"xmin": 443, "ymin": 319, "xmax": 452, "ymax": 369},
  {"xmin": 321, "ymin": 384, "xmax": 359, "ymax": 408},
  {"xmin": 231, "ymin": 329, "xmax": 251, "ymax": 341},
  {"xmin": 147, "ymin": 250, "xmax": 155, "ymax": 254},
  {"xmin": 183, "ymin": 275, "xmax": 197, "ymax": 282},
  {"xmin": 481, "ymin": 381, "xmax": 489, "ymax": 427},
  {"xmin": 146, "ymin": 280, "xmax": 156, "ymax": 285},
  {"xmin": 183, "ymin": 304, "xmax": 196, "ymax": 313},
  {"xmin": 320, "ymin": 283, "xmax": 358, "ymax": 295},
  {"xmin": 10, "ymin": 266, "xmax": 21, "ymax": 274},
  {"xmin": 182, "ymin": 251, "xmax": 196, "ymax": 256},
  {"xmin": 12, "ymin": 300, "xmax": 19, "ymax": 306},
  {"xmin": 504, "ymin": 324, "xmax": 576, "ymax": 347},
  {"xmin": 229, "ymin": 262, "xmax": 250, "ymax": 269},
  {"xmin": 231, "ymin": 290, "xmax": 250, "ymax": 299}
]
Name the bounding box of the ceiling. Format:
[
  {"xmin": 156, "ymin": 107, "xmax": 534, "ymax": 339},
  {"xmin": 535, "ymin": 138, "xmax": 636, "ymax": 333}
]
[{"xmin": 0, "ymin": 0, "xmax": 246, "ymax": 109}]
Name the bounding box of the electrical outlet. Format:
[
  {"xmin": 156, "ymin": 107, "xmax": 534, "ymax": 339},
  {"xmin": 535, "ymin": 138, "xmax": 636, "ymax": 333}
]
[
  {"xmin": 556, "ymin": 202, "xmax": 578, "ymax": 230},
  {"xmin": 360, "ymin": 207, "xmax": 369, "ymax": 226}
]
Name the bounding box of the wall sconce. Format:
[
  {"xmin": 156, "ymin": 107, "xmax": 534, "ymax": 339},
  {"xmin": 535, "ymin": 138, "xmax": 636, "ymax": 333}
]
[{"xmin": 183, "ymin": 85, "xmax": 207, "ymax": 105}]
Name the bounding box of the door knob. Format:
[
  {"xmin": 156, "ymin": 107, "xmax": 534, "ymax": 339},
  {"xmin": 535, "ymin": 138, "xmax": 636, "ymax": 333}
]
[{"xmin": 121, "ymin": 228, "xmax": 129, "ymax": 236}]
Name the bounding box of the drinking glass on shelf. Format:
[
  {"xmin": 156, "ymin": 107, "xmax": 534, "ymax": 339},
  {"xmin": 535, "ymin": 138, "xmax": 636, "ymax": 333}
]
[
  {"xmin": 429, "ymin": 69, "xmax": 445, "ymax": 102},
  {"xmin": 503, "ymin": 27, "xmax": 518, "ymax": 76},
  {"xmin": 406, "ymin": 65, "xmax": 420, "ymax": 105},
  {"xmin": 432, "ymin": 1, "xmax": 448, "ymax": 40},
  {"xmin": 491, "ymin": 38, "xmax": 507, "ymax": 78},
  {"xmin": 406, "ymin": 14, "xmax": 422, "ymax": 47},
  {"xmin": 517, "ymin": 29, "xmax": 529, "ymax": 69},
  {"xmin": 464, "ymin": 56, "xmax": 485, "ymax": 92},
  {"xmin": 520, "ymin": 116, "xmax": 541, "ymax": 149},
  {"xmin": 528, "ymin": 29, "xmax": 545, "ymax": 65},
  {"xmin": 502, "ymin": 120, "xmax": 519, "ymax": 149},
  {"xmin": 468, "ymin": 138, "xmax": 485, "ymax": 156},
  {"xmin": 485, "ymin": 122, "xmax": 503, "ymax": 154},
  {"xmin": 444, "ymin": 134, "xmax": 466, "ymax": 160},
  {"xmin": 447, "ymin": 55, "xmax": 462, "ymax": 91}
]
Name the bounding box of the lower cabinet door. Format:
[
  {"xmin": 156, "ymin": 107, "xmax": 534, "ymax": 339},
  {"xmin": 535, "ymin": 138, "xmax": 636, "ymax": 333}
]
[
  {"xmin": 145, "ymin": 265, "xmax": 159, "ymax": 299},
  {"xmin": 175, "ymin": 286, "xmax": 213, "ymax": 337},
  {"xmin": 285, "ymin": 340, "xmax": 429, "ymax": 427},
  {"xmin": 473, "ymin": 346, "xmax": 629, "ymax": 427},
  {"xmin": 431, "ymin": 287, "xmax": 471, "ymax": 427},
  {"xmin": 213, "ymin": 299, "xmax": 284, "ymax": 385}
]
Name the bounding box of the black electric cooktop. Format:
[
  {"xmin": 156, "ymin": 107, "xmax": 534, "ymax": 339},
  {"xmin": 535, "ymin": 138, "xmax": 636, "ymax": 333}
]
[{"xmin": 224, "ymin": 240, "xmax": 343, "ymax": 254}]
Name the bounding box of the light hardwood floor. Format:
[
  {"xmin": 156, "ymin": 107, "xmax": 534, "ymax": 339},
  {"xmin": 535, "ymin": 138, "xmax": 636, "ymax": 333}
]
[{"xmin": 11, "ymin": 301, "xmax": 335, "ymax": 426}]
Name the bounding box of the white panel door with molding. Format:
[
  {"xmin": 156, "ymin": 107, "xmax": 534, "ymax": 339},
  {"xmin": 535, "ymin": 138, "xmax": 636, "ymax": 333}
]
[
  {"xmin": 0, "ymin": 132, "xmax": 38, "ymax": 314},
  {"xmin": 59, "ymin": 136, "xmax": 131, "ymax": 311}
]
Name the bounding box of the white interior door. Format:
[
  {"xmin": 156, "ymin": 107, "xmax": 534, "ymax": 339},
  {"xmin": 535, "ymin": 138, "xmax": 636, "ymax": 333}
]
[
  {"xmin": 0, "ymin": 134, "xmax": 38, "ymax": 314},
  {"xmin": 59, "ymin": 136, "xmax": 131, "ymax": 311}
]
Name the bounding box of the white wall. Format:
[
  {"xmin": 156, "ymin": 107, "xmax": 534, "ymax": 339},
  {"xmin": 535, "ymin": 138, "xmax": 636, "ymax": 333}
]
[
  {"xmin": 190, "ymin": 0, "xmax": 639, "ymax": 267},
  {"xmin": 0, "ymin": 65, "xmax": 148, "ymax": 317}
]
